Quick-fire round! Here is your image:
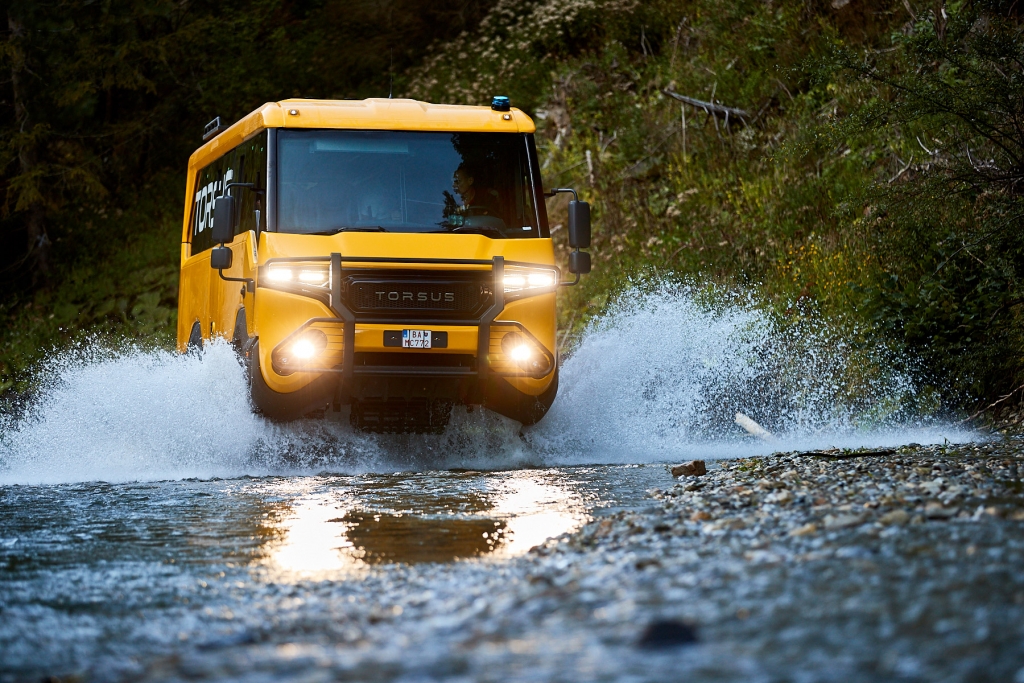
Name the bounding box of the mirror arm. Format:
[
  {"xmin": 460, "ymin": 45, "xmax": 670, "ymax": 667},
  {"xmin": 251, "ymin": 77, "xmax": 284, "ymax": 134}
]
[
  {"xmin": 216, "ymin": 267, "xmax": 255, "ymax": 293},
  {"xmin": 558, "ymin": 272, "xmax": 581, "ymax": 287},
  {"xmin": 545, "ymin": 187, "xmax": 578, "ymax": 200}
]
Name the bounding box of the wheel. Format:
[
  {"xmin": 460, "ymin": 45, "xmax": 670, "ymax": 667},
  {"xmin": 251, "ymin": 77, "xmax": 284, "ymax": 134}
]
[
  {"xmin": 231, "ymin": 309, "xmax": 248, "ymax": 355},
  {"xmin": 186, "ymin": 321, "xmax": 203, "ymax": 355}
]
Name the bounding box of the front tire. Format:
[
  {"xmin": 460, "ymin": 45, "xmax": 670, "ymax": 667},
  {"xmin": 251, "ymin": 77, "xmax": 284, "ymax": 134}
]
[{"xmin": 186, "ymin": 321, "xmax": 203, "ymax": 355}]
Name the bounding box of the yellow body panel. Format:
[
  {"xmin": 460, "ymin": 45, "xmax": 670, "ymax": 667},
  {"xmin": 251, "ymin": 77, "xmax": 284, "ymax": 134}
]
[{"xmin": 176, "ymin": 98, "xmax": 559, "ymax": 416}]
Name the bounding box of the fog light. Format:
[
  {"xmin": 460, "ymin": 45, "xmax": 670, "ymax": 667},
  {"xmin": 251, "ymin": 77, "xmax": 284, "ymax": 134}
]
[
  {"xmin": 509, "ymin": 344, "xmax": 532, "ymax": 362},
  {"xmin": 501, "ymin": 332, "xmax": 538, "ymax": 369},
  {"xmin": 290, "ymin": 338, "xmax": 318, "ymax": 360},
  {"xmin": 274, "ymin": 329, "xmax": 329, "ymax": 374}
]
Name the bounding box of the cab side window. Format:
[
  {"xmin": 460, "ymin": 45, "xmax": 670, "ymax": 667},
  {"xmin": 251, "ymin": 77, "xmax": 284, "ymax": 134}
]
[{"xmin": 190, "ymin": 131, "xmax": 267, "ymax": 254}]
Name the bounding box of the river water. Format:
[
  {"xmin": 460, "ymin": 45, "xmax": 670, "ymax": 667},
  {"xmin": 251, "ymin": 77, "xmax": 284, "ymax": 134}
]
[{"xmin": 0, "ymin": 288, "xmax": 984, "ymax": 681}]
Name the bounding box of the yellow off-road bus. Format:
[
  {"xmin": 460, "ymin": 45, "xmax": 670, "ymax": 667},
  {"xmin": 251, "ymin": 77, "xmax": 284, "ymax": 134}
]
[{"xmin": 176, "ymin": 97, "xmax": 591, "ymax": 433}]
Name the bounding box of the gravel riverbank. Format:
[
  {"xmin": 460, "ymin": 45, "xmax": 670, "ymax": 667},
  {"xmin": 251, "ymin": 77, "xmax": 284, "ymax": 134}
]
[
  {"xmin": 524, "ymin": 436, "xmax": 1024, "ymax": 681},
  {"xmin": 4, "ymin": 436, "xmax": 1024, "ymax": 682}
]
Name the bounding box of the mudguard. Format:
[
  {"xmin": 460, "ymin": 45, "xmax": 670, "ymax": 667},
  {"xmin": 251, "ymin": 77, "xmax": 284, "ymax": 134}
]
[{"xmin": 484, "ymin": 369, "xmax": 558, "ymax": 426}]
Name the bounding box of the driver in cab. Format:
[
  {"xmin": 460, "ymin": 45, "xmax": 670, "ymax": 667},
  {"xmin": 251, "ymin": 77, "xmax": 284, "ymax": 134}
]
[{"xmin": 445, "ymin": 164, "xmax": 501, "ymax": 227}]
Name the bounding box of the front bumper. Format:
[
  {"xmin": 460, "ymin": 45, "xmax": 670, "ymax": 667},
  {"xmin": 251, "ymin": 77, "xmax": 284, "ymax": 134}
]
[{"xmin": 257, "ymin": 254, "xmax": 556, "ymax": 397}]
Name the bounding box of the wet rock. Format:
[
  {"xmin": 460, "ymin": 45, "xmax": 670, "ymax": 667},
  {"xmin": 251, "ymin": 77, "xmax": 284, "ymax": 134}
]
[
  {"xmin": 879, "ymin": 509, "xmax": 910, "ymax": 525},
  {"xmin": 671, "ymin": 460, "xmax": 707, "ymax": 477},
  {"xmin": 704, "ymin": 518, "xmax": 745, "ymax": 532},
  {"xmin": 766, "ymin": 490, "xmax": 793, "ymax": 505},
  {"xmin": 637, "ymin": 619, "xmax": 698, "ymax": 648},
  {"xmin": 823, "ymin": 513, "xmax": 863, "ymax": 530},
  {"xmin": 789, "ymin": 522, "xmax": 818, "ymax": 536},
  {"xmin": 924, "ymin": 502, "xmax": 958, "ymax": 519}
]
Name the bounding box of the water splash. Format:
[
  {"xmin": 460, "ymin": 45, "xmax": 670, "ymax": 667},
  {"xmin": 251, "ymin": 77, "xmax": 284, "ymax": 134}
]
[
  {"xmin": 529, "ymin": 284, "xmax": 969, "ymax": 461},
  {"xmin": 0, "ymin": 286, "xmax": 975, "ymax": 484},
  {"xmin": 0, "ymin": 343, "xmax": 266, "ymax": 484}
]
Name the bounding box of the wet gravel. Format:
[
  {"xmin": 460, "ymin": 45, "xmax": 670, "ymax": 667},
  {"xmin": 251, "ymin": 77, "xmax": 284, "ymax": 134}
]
[
  {"xmin": 3, "ymin": 438, "xmax": 1024, "ymax": 682},
  {"xmin": 567, "ymin": 438, "xmax": 1024, "ymax": 681}
]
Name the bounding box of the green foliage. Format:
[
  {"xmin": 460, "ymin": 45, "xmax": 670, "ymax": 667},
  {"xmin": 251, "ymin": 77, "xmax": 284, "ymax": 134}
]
[
  {"xmin": 2, "ymin": 0, "xmax": 1023, "ymax": 409},
  {"xmin": 0, "ymin": 174, "xmax": 182, "ymax": 393},
  {"xmin": 822, "ymin": 2, "xmax": 1024, "ymax": 396}
]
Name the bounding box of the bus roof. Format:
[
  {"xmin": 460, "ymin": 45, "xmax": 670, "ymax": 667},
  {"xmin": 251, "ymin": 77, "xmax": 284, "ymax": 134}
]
[{"xmin": 188, "ymin": 98, "xmax": 536, "ymax": 171}]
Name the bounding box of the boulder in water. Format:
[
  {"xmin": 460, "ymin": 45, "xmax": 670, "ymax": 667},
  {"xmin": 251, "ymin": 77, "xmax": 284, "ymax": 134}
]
[{"xmin": 671, "ymin": 460, "xmax": 707, "ymax": 477}]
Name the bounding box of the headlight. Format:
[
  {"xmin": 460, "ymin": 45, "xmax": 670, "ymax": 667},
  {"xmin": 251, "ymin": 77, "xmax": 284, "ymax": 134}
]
[
  {"xmin": 503, "ymin": 266, "xmax": 557, "ymax": 297},
  {"xmin": 265, "ymin": 263, "xmax": 330, "ymax": 288},
  {"xmin": 261, "ymin": 262, "xmax": 331, "ymax": 300}
]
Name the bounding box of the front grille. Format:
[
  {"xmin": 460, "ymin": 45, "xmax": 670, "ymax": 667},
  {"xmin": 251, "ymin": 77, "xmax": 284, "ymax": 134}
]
[{"xmin": 343, "ymin": 271, "xmax": 493, "ymax": 319}]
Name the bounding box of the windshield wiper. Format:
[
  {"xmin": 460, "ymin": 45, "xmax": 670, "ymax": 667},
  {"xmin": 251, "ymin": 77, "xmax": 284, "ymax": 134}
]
[
  {"xmin": 431, "ymin": 227, "xmax": 504, "ymax": 239},
  {"xmin": 305, "ymin": 226, "xmax": 388, "ymax": 235}
]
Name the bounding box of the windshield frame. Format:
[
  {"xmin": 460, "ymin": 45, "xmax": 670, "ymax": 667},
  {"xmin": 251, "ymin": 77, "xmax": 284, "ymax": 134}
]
[{"xmin": 270, "ymin": 129, "xmax": 549, "ymax": 240}]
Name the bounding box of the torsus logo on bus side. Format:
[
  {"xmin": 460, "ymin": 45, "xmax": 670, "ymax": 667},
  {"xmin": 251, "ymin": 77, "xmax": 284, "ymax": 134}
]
[{"xmin": 375, "ymin": 290, "xmax": 457, "ymax": 303}]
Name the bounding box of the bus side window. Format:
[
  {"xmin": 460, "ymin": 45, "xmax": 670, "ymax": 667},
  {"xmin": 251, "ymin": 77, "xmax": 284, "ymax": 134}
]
[
  {"xmin": 236, "ymin": 132, "xmax": 267, "ymax": 236},
  {"xmin": 191, "ymin": 150, "xmax": 236, "ymax": 254}
]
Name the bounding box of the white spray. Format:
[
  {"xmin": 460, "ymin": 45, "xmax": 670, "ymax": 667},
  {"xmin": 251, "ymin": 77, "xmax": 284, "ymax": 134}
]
[{"xmin": 0, "ymin": 286, "xmax": 974, "ymax": 484}]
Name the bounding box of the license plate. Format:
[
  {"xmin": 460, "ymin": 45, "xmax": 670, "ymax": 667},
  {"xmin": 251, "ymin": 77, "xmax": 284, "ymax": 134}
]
[{"xmin": 402, "ymin": 329, "xmax": 431, "ymax": 349}]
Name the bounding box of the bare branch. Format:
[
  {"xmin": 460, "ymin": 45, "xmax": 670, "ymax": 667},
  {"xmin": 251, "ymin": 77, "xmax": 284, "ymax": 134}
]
[{"xmin": 662, "ymin": 89, "xmax": 749, "ymax": 124}]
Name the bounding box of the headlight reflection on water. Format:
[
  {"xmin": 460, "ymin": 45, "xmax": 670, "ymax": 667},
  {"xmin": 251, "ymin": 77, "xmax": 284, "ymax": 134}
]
[
  {"xmin": 259, "ymin": 472, "xmax": 588, "ymax": 582},
  {"xmin": 262, "ymin": 496, "xmax": 360, "ymax": 580}
]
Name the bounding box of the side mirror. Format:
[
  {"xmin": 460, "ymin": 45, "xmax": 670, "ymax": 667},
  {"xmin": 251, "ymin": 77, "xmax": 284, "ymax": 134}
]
[
  {"xmin": 567, "ymin": 200, "xmax": 591, "ymax": 249},
  {"xmin": 210, "ymin": 246, "xmax": 233, "ymax": 270},
  {"xmin": 568, "ymin": 250, "xmax": 591, "ymax": 275},
  {"xmin": 212, "ymin": 195, "xmax": 236, "ymax": 244}
]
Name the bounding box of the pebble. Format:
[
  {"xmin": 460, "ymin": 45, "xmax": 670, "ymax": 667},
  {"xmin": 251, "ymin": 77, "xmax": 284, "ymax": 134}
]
[
  {"xmin": 637, "ymin": 619, "xmax": 699, "ymax": 648},
  {"xmin": 879, "ymin": 509, "xmax": 910, "ymax": 525},
  {"xmin": 671, "ymin": 460, "xmax": 707, "ymax": 477}
]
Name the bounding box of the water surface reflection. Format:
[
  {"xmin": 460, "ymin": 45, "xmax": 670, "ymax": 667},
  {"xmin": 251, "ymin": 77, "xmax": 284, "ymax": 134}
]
[{"xmin": 260, "ymin": 470, "xmax": 588, "ymax": 580}]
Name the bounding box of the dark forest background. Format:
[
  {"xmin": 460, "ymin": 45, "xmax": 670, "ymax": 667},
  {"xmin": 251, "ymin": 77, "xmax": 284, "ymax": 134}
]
[
  {"xmin": 1, "ymin": 0, "xmax": 489, "ymax": 283},
  {"xmin": 2, "ymin": 0, "xmax": 1023, "ymax": 418}
]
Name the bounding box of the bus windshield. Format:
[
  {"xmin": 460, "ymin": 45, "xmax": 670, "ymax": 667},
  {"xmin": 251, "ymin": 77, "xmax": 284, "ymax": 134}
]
[{"xmin": 276, "ymin": 130, "xmax": 547, "ymax": 238}]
